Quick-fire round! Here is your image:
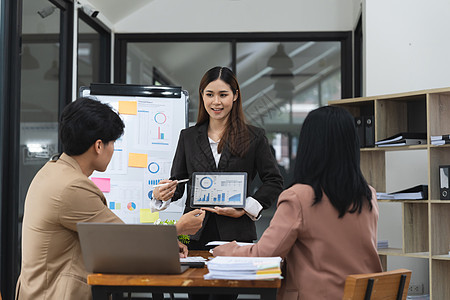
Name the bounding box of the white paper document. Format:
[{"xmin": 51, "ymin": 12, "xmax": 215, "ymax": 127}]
[
  {"xmin": 180, "ymin": 256, "xmax": 207, "ymax": 263},
  {"xmin": 206, "ymin": 241, "xmax": 254, "ymax": 247}
]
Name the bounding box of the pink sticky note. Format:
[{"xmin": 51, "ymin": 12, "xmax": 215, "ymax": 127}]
[{"xmin": 91, "ymin": 177, "xmax": 111, "ymax": 193}]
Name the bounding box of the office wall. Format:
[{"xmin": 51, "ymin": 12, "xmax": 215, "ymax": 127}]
[
  {"xmin": 364, "ymin": 0, "xmax": 450, "ymax": 96},
  {"xmin": 363, "ymin": 0, "xmax": 450, "ymax": 292},
  {"xmin": 114, "ymin": 0, "xmax": 356, "ymax": 33}
]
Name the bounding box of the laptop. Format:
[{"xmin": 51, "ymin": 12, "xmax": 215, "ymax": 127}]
[{"xmin": 77, "ymin": 223, "xmax": 188, "ymax": 274}]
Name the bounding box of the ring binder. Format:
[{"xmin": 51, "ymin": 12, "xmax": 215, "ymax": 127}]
[
  {"xmin": 364, "ymin": 115, "xmax": 375, "ymax": 147},
  {"xmin": 355, "ymin": 116, "xmax": 365, "ymax": 148}
]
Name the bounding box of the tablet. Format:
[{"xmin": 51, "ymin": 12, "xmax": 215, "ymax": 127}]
[{"xmin": 190, "ymin": 172, "xmax": 247, "ymax": 208}]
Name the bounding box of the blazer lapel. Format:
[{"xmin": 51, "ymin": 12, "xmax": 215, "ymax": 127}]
[
  {"xmin": 217, "ymin": 146, "xmax": 231, "ymax": 170},
  {"xmin": 196, "ymin": 123, "xmax": 217, "ymax": 170}
]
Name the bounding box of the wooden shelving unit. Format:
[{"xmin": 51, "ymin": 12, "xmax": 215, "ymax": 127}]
[{"xmin": 329, "ymin": 87, "xmax": 450, "ymax": 300}]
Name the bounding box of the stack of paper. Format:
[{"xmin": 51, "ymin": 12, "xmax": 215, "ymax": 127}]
[
  {"xmin": 204, "ymin": 256, "xmax": 282, "ymax": 280},
  {"xmin": 431, "ymin": 134, "xmax": 450, "ymax": 146},
  {"xmin": 377, "ymin": 240, "xmax": 389, "ymax": 249}
]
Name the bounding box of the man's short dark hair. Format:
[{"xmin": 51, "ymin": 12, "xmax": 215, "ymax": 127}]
[{"xmin": 59, "ymin": 97, "xmax": 125, "ymax": 156}]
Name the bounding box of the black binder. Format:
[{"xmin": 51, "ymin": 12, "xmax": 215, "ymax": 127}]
[
  {"xmin": 390, "ymin": 184, "xmax": 428, "ymax": 200},
  {"xmin": 364, "ymin": 115, "xmax": 375, "ymax": 147},
  {"xmin": 355, "ymin": 116, "xmax": 365, "ymax": 148}
]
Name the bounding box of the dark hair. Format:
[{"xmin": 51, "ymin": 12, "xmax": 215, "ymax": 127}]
[
  {"xmin": 59, "ymin": 97, "xmax": 125, "ymax": 156},
  {"xmin": 197, "ymin": 66, "xmax": 249, "ymax": 157},
  {"xmin": 293, "ymin": 106, "xmax": 372, "ymax": 217}
]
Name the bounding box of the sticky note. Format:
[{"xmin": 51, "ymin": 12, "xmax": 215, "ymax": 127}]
[
  {"xmin": 140, "ymin": 209, "xmax": 159, "ymax": 223},
  {"xmin": 91, "ymin": 177, "xmax": 111, "ymax": 193},
  {"xmin": 118, "ymin": 101, "xmax": 137, "ymax": 115},
  {"xmin": 128, "ymin": 153, "xmax": 147, "ymax": 168}
]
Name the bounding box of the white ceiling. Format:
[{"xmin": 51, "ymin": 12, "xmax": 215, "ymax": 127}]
[{"xmin": 82, "ymin": 0, "xmax": 152, "ymax": 24}]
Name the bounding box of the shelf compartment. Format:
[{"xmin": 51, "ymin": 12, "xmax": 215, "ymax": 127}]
[
  {"xmin": 430, "ymin": 204, "xmax": 450, "ymax": 256},
  {"xmin": 428, "ymin": 92, "xmax": 450, "ymax": 137},
  {"xmin": 360, "ymin": 151, "xmax": 385, "ymax": 193},
  {"xmin": 328, "ymin": 99, "xmax": 374, "ymax": 117},
  {"xmin": 431, "ymin": 260, "xmax": 450, "ymax": 299},
  {"xmin": 375, "ymin": 96, "xmax": 427, "ymax": 143},
  {"xmin": 403, "ymin": 203, "xmax": 429, "ymax": 253}
]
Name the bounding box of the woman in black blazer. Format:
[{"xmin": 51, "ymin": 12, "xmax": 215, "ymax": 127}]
[{"xmin": 154, "ymin": 66, "xmax": 283, "ymax": 250}]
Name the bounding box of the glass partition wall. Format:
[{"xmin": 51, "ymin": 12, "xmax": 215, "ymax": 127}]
[
  {"xmin": 118, "ymin": 33, "xmax": 351, "ymax": 237},
  {"xmin": 236, "ymin": 41, "xmax": 341, "ymax": 176},
  {"xmin": 77, "ymin": 11, "xmax": 111, "ymax": 93}
]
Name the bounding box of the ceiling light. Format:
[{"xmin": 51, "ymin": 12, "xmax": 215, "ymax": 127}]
[{"xmin": 37, "ymin": 6, "xmax": 56, "ymax": 18}]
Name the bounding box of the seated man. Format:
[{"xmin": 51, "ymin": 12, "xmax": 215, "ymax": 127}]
[{"xmin": 15, "ymin": 97, "xmax": 205, "ymax": 300}]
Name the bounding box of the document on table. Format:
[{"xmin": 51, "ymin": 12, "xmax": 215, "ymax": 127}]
[
  {"xmin": 180, "ymin": 256, "xmax": 207, "ymax": 263},
  {"xmin": 206, "ymin": 241, "xmax": 254, "ymax": 247}
]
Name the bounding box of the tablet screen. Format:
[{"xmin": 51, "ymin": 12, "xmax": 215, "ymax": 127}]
[{"xmin": 190, "ymin": 172, "xmax": 247, "ymax": 208}]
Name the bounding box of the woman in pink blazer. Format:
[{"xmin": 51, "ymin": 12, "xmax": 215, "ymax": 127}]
[{"xmin": 213, "ymin": 106, "xmax": 382, "ymax": 300}]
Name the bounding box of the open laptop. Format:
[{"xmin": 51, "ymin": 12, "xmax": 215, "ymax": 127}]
[{"xmin": 77, "ymin": 223, "xmax": 188, "ymax": 274}]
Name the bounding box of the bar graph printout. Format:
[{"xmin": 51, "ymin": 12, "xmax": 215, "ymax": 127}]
[{"xmin": 191, "ymin": 172, "xmax": 247, "ymax": 208}]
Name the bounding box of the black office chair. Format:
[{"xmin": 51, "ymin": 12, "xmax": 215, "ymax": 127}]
[{"xmin": 342, "ymin": 268, "xmax": 412, "ymax": 300}]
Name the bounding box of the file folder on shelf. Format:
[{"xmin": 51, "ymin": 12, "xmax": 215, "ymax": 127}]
[
  {"xmin": 375, "ymin": 132, "xmax": 426, "ymax": 147},
  {"xmin": 376, "ymin": 184, "xmax": 428, "ymax": 200},
  {"xmin": 377, "ymin": 138, "xmax": 427, "ymax": 147},
  {"xmin": 355, "ymin": 116, "xmax": 365, "ymax": 148},
  {"xmin": 364, "ymin": 116, "xmax": 375, "ymax": 147}
]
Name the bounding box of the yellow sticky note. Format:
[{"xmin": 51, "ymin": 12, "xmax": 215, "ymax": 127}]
[
  {"xmin": 128, "ymin": 153, "xmax": 148, "ymax": 168},
  {"xmin": 118, "ymin": 101, "xmax": 137, "ymax": 115},
  {"xmin": 140, "ymin": 209, "xmax": 159, "ymax": 223}
]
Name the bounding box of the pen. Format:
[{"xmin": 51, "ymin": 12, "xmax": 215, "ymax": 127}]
[{"xmin": 152, "ymin": 178, "xmax": 189, "ymax": 188}]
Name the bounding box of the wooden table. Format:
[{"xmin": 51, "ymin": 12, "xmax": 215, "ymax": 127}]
[{"xmin": 87, "ymin": 251, "xmax": 281, "ymax": 300}]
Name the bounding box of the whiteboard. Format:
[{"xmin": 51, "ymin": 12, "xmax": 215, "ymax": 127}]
[{"xmin": 81, "ymin": 84, "xmax": 188, "ymax": 224}]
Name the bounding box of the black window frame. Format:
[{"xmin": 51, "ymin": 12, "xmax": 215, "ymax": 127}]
[
  {"xmin": 354, "ymin": 14, "xmax": 363, "ymax": 97},
  {"xmin": 1, "ymin": 0, "xmax": 22, "ymax": 297},
  {"xmin": 78, "ymin": 10, "xmax": 112, "ymax": 85},
  {"xmin": 114, "ymin": 32, "xmax": 353, "ymax": 99}
]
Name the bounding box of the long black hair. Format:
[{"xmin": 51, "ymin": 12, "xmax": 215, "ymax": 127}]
[{"xmin": 293, "ymin": 106, "xmax": 372, "ymax": 217}]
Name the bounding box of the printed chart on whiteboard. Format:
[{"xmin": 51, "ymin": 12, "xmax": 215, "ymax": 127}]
[{"xmin": 82, "ymin": 84, "xmax": 188, "ymax": 224}]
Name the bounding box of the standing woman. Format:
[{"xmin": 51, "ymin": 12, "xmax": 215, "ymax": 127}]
[
  {"xmin": 213, "ymin": 106, "xmax": 383, "ymax": 300},
  {"xmin": 153, "ymin": 66, "xmax": 283, "ymax": 250}
]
